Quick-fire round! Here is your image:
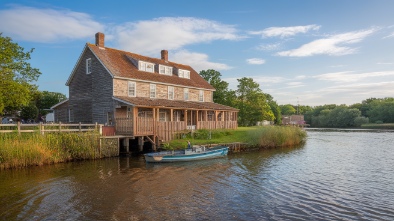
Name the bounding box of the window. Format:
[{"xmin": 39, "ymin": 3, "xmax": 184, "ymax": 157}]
[
  {"xmin": 168, "ymin": 86, "xmax": 174, "ymax": 100},
  {"xmin": 139, "ymin": 61, "xmax": 155, "ymax": 73},
  {"xmin": 127, "ymin": 107, "xmax": 132, "ymax": 118},
  {"xmin": 86, "ymin": 58, "xmax": 91, "ymax": 74},
  {"xmin": 159, "ymin": 112, "xmax": 166, "ymax": 121},
  {"xmin": 184, "ymin": 88, "xmax": 189, "ymax": 101},
  {"xmin": 128, "ymin": 81, "xmax": 136, "ymax": 97},
  {"xmin": 178, "ymin": 69, "xmax": 190, "ymax": 79},
  {"xmin": 199, "ymin": 90, "xmax": 204, "ymax": 102},
  {"xmin": 159, "ymin": 65, "xmax": 173, "ymax": 75},
  {"xmin": 150, "ymin": 84, "xmax": 156, "ymax": 98}
]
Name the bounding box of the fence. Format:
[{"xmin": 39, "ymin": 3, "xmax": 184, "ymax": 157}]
[{"xmin": 0, "ymin": 122, "xmax": 101, "ymax": 135}]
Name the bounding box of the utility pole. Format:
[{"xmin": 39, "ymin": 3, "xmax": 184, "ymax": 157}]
[{"xmin": 297, "ymin": 97, "xmax": 299, "ymax": 115}]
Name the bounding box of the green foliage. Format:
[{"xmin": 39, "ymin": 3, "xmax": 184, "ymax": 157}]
[
  {"xmin": 280, "ymin": 104, "xmax": 296, "ymax": 115},
  {"xmin": 269, "ymin": 100, "xmax": 282, "ymax": 124},
  {"xmin": 367, "ymin": 100, "xmax": 394, "ymax": 123},
  {"xmin": 353, "ymin": 116, "xmax": 369, "ymax": 127},
  {"xmin": 35, "ymin": 91, "xmax": 67, "ymax": 115},
  {"xmin": 309, "ymin": 106, "xmax": 362, "ymax": 128},
  {"xmin": 0, "ymin": 33, "xmax": 41, "ymax": 114},
  {"xmin": 20, "ymin": 102, "xmax": 38, "ymax": 120},
  {"xmin": 199, "ymin": 69, "xmax": 235, "ymax": 106},
  {"xmin": 236, "ymin": 77, "xmax": 274, "ymax": 126}
]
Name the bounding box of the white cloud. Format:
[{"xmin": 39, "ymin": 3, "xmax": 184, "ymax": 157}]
[
  {"xmin": 250, "ymin": 24, "xmax": 320, "ymax": 38},
  {"xmin": 277, "ymin": 28, "xmax": 376, "ymax": 57},
  {"xmin": 256, "ymin": 43, "xmax": 281, "ymax": 51},
  {"xmin": 383, "ymin": 32, "xmax": 394, "ymax": 39},
  {"xmin": 112, "ymin": 17, "xmax": 244, "ymax": 55},
  {"xmin": 314, "ymin": 71, "xmax": 394, "ymax": 82},
  {"xmin": 171, "ymin": 50, "xmax": 232, "ymax": 72},
  {"xmin": 286, "ymin": 82, "xmax": 304, "ymax": 88},
  {"xmin": 0, "ymin": 6, "xmax": 103, "ymax": 42},
  {"xmin": 295, "ymin": 75, "xmax": 307, "ymax": 79},
  {"xmin": 246, "ymin": 58, "xmax": 266, "ymax": 65}
]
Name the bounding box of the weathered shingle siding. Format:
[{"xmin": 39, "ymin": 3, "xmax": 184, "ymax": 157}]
[
  {"xmin": 92, "ymin": 51, "xmax": 114, "ymax": 124},
  {"xmin": 68, "ymin": 49, "xmax": 93, "ymax": 123},
  {"xmin": 54, "ymin": 102, "xmax": 69, "ymax": 123}
]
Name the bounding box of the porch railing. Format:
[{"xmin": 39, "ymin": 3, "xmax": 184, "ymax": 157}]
[
  {"xmin": 157, "ymin": 121, "xmax": 186, "ymax": 142},
  {"xmin": 115, "ymin": 118, "xmax": 133, "ymax": 135},
  {"xmin": 114, "ymin": 118, "xmax": 238, "ymax": 138},
  {"xmin": 197, "ymin": 121, "xmax": 238, "ymax": 130}
]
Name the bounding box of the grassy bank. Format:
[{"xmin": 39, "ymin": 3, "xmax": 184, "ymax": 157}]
[
  {"xmin": 0, "ymin": 132, "xmax": 101, "ymax": 170},
  {"xmin": 361, "ymin": 123, "xmax": 394, "ymax": 129},
  {"xmin": 168, "ymin": 126, "xmax": 307, "ymax": 150}
]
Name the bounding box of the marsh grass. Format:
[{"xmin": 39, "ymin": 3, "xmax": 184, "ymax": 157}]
[
  {"xmin": 0, "ymin": 132, "xmax": 101, "ymax": 170},
  {"xmin": 168, "ymin": 126, "xmax": 306, "ymax": 149},
  {"xmin": 247, "ymin": 126, "xmax": 307, "ymax": 148}
]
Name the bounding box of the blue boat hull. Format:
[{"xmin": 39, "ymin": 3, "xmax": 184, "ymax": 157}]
[{"xmin": 144, "ymin": 146, "xmax": 229, "ymax": 163}]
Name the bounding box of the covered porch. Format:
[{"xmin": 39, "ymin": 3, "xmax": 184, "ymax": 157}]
[{"xmin": 112, "ymin": 96, "xmax": 238, "ymax": 142}]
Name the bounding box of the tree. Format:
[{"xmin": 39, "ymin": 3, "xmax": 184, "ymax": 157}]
[
  {"xmin": 199, "ymin": 69, "xmax": 234, "ymax": 106},
  {"xmin": 0, "ymin": 33, "xmax": 41, "ymax": 114},
  {"xmin": 35, "ymin": 91, "xmax": 67, "ymax": 115},
  {"xmin": 20, "ymin": 102, "xmax": 38, "ymax": 121},
  {"xmin": 280, "ymin": 104, "xmax": 296, "ymax": 115},
  {"xmin": 236, "ymin": 77, "xmax": 274, "ymax": 126}
]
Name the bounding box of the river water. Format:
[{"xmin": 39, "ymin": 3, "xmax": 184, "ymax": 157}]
[{"xmin": 1, "ymin": 130, "xmax": 394, "ymax": 221}]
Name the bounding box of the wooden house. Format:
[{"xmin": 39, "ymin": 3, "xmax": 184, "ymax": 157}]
[{"xmin": 52, "ymin": 32, "xmax": 238, "ymax": 150}]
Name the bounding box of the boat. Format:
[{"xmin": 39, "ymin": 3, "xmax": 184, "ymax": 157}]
[{"xmin": 144, "ymin": 146, "xmax": 229, "ymax": 163}]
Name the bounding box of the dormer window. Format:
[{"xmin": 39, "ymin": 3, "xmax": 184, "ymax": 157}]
[
  {"xmin": 139, "ymin": 61, "xmax": 155, "ymax": 73},
  {"xmin": 86, "ymin": 58, "xmax": 92, "ymax": 74},
  {"xmin": 178, "ymin": 69, "xmax": 190, "ymax": 79},
  {"xmin": 159, "ymin": 65, "xmax": 172, "ymax": 75}
]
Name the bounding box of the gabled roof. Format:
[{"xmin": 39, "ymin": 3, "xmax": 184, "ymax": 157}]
[
  {"xmin": 83, "ymin": 43, "xmax": 215, "ymax": 90},
  {"xmin": 51, "ymin": 99, "xmax": 69, "ymax": 109},
  {"xmin": 114, "ymin": 96, "xmax": 238, "ymax": 111}
]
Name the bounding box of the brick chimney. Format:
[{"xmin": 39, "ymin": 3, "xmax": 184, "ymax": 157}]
[
  {"xmin": 95, "ymin": 32, "xmax": 105, "ymax": 47},
  {"xmin": 161, "ymin": 50, "xmax": 168, "ymax": 61}
]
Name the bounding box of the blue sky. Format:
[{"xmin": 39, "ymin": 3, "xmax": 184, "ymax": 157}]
[{"xmin": 1, "ymin": 0, "xmax": 394, "ymax": 106}]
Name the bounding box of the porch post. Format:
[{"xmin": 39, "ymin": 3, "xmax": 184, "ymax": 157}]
[
  {"xmin": 133, "ymin": 107, "xmax": 137, "ymax": 135},
  {"xmin": 185, "ymin": 109, "xmax": 188, "ymax": 127}
]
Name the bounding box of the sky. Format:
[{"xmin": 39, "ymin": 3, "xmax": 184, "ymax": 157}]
[{"xmin": 1, "ymin": 0, "xmax": 394, "ymax": 107}]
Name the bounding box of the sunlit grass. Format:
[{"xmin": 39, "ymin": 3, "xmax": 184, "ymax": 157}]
[
  {"xmin": 168, "ymin": 126, "xmax": 307, "ymax": 149},
  {"xmin": 0, "ymin": 132, "xmax": 101, "ymax": 170}
]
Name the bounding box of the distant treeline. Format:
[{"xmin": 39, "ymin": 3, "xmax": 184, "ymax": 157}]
[{"xmin": 301, "ymin": 97, "xmax": 394, "ymax": 128}]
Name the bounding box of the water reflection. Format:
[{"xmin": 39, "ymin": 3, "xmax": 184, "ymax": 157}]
[{"xmin": 1, "ymin": 131, "xmax": 394, "ymax": 220}]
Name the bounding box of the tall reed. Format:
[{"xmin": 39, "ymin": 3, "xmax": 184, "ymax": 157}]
[
  {"xmin": 0, "ymin": 132, "xmax": 101, "ymax": 170},
  {"xmin": 246, "ymin": 126, "xmax": 307, "ymax": 148}
]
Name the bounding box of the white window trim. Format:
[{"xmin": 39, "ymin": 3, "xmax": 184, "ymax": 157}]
[
  {"xmin": 199, "ymin": 90, "xmax": 204, "ymax": 102},
  {"xmin": 178, "ymin": 69, "xmax": 190, "ymax": 79},
  {"xmin": 139, "ymin": 61, "xmax": 155, "ymax": 73},
  {"xmin": 86, "ymin": 58, "xmax": 91, "ymax": 74},
  {"xmin": 168, "ymin": 86, "xmax": 174, "ymax": 100},
  {"xmin": 184, "ymin": 88, "xmax": 189, "ymax": 101},
  {"xmin": 128, "ymin": 81, "xmax": 136, "ymax": 97},
  {"xmin": 150, "ymin": 84, "xmax": 156, "ymax": 98},
  {"xmin": 159, "ymin": 65, "xmax": 173, "ymax": 76}
]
